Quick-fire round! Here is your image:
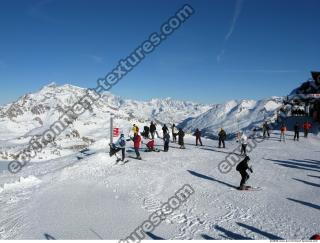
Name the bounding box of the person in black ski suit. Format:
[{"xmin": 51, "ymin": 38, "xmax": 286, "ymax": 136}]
[
  {"xmin": 236, "ymin": 155, "xmax": 253, "ymax": 190},
  {"xmin": 218, "ymin": 128, "xmax": 227, "ymax": 148},
  {"xmin": 193, "ymin": 129, "xmax": 203, "ymax": 146},
  {"xmin": 294, "ymin": 122, "xmax": 300, "ymax": 141},
  {"xmin": 141, "ymin": 126, "xmax": 150, "ymax": 139},
  {"xmin": 163, "ymin": 132, "xmax": 170, "ymax": 152},
  {"xmin": 150, "ymin": 122, "xmax": 157, "ymax": 139},
  {"xmin": 178, "ymin": 128, "xmax": 185, "ymax": 149},
  {"xmin": 262, "ymin": 122, "xmax": 270, "ymax": 138},
  {"xmin": 162, "ymin": 124, "xmax": 169, "ymax": 136}
]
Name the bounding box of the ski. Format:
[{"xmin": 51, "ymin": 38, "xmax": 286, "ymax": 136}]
[
  {"xmin": 128, "ymin": 156, "xmax": 145, "ymax": 161},
  {"xmin": 237, "ymin": 186, "xmax": 262, "ymax": 191}
]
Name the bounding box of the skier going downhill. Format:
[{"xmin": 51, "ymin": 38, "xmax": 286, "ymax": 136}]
[
  {"xmin": 236, "ymin": 155, "xmax": 253, "ymax": 190},
  {"xmin": 193, "ymin": 129, "xmax": 203, "ymax": 146}
]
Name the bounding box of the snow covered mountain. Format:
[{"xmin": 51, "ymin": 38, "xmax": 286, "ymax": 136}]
[
  {"xmin": 0, "ymin": 82, "xmax": 285, "ymax": 162},
  {"xmin": 0, "ymin": 83, "xmax": 212, "ymax": 161},
  {"xmin": 179, "ymin": 98, "xmax": 284, "ymax": 138}
]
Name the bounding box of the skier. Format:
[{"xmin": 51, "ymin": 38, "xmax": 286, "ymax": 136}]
[
  {"xmin": 162, "ymin": 124, "xmax": 169, "ymax": 136},
  {"xmin": 262, "ymin": 122, "xmax": 270, "ymax": 138},
  {"xmin": 144, "ymin": 139, "xmax": 157, "ymax": 152},
  {"xmin": 146, "ymin": 139, "xmax": 155, "ymax": 152},
  {"xmin": 132, "ymin": 132, "xmax": 142, "ymax": 160},
  {"xmin": 163, "ymin": 132, "xmax": 170, "ymax": 152},
  {"xmin": 218, "ymin": 128, "xmax": 227, "ymax": 148},
  {"xmin": 238, "ymin": 132, "xmax": 248, "ymax": 155},
  {"xmin": 280, "ymin": 123, "xmax": 287, "ymax": 142},
  {"xmin": 293, "ymin": 122, "xmax": 300, "ymax": 141},
  {"xmin": 150, "ymin": 121, "xmax": 157, "ymax": 139},
  {"xmin": 178, "ymin": 128, "xmax": 185, "ymax": 149},
  {"xmin": 193, "ymin": 129, "xmax": 203, "ymax": 146},
  {"xmin": 109, "ymin": 133, "xmax": 127, "ymax": 163},
  {"xmin": 310, "ymin": 234, "xmax": 320, "ymax": 240},
  {"xmin": 303, "ymin": 121, "xmax": 312, "ymax": 138},
  {"xmin": 236, "ymin": 155, "xmax": 253, "ymax": 190},
  {"xmin": 171, "ymin": 124, "xmax": 178, "ymax": 143}
]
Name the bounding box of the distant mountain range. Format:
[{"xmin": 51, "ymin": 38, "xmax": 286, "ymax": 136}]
[{"xmin": 0, "ymin": 82, "xmax": 283, "ymax": 161}]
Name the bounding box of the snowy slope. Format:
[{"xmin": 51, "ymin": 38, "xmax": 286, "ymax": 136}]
[
  {"xmin": 179, "ymin": 97, "xmax": 283, "ymax": 138},
  {"xmin": 0, "ymin": 131, "xmax": 319, "ymax": 240}
]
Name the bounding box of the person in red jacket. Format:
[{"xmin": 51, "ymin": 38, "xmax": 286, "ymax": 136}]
[
  {"xmin": 132, "ymin": 133, "xmax": 142, "ymax": 160},
  {"xmin": 303, "ymin": 121, "xmax": 312, "ymax": 138},
  {"xmin": 280, "ymin": 124, "xmax": 287, "ymax": 142}
]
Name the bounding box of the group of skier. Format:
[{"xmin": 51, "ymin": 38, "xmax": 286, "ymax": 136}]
[
  {"xmin": 109, "ymin": 122, "xmax": 188, "ymax": 163},
  {"xmin": 279, "ymin": 121, "xmax": 312, "ymax": 142},
  {"xmin": 109, "ymin": 119, "xmax": 313, "ymax": 190}
]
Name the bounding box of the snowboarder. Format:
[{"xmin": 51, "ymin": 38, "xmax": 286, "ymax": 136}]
[
  {"xmin": 163, "ymin": 132, "xmax": 170, "ymax": 152},
  {"xmin": 150, "ymin": 121, "xmax": 157, "ymax": 139},
  {"xmin": 262, "ymin": 122, "xmax": 270, "ymax": 138},
  {"xmin": 236, "ymin": 155, "xmax": 253, "ymax": 190},
  {"xmin": 193, "ymin": 129, "xmax": 203, "ymax": 146},
  {"xmin": 171, "ymin": 124, "xmax": 178, "ymax": 143},
  {"xmin": 238, "ymin": 132, "xmax": 248, "ymax": 156},
  {"xmin": 109, "ymin": 133, "xmax": 127, "ymax": 163},
  {"xmin": 218, "ymin": 128, "xmax": 227, "ymax": 148},
  {"xmin": 280, "ymin": 124, "xmax": 287, "ymax": 142},
  {"xmin": 293, "ymin": 122, "xmax": 300, "ymax": 141},
  {"xmin": 178, "ymin": 128, "xmax": 185, "ymax": 149},
  {"xmin": 132, "ymin": 133, "xmax": 142, "ymax": 160},
  {"xmin": 162, "ymin": 124, "xmax": 169, "ymax": 136},
  {"xmin": 303, "ymin": 121, "xmax": 312, "ymax": 138}
]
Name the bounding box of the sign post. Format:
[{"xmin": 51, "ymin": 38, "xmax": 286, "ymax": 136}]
[{"xmin": 110, "ymin": 116, "xmax": 113, "ymax": 144}]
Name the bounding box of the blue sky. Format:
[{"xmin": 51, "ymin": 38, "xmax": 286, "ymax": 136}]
[{"xmin": 0, "ymin": 0, "xmax": 319, "ymax": 105}]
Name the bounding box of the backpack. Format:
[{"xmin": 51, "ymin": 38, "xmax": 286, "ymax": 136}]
[{"xmin": 119, "ymin": 138, "xmax": 126, "ymax": 147}]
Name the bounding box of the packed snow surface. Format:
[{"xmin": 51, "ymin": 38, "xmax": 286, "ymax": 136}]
[{"xmin": 0, "ymin": 131, "xmax": 319, "ymax": 240}]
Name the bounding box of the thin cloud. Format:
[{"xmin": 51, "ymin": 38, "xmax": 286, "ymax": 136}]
[
  {"xmin": 225, "ymin": 0, "xmax": 244, "ymax": 41},
  {"xmin": 216, "ymin": 49, "xmax": 225, "ymax": 63},
  {"xmin": 86, "ymin": 55, "xmax": 104, "ymax": 64},
  {"xmin": 217, "ymin": 0, "xmax": 244, "ymax": 63}
]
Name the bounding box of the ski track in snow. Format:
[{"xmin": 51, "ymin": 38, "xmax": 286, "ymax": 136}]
[{"xmin": 0, "ymin": 132, "xmax": 319, "ymax": 240}]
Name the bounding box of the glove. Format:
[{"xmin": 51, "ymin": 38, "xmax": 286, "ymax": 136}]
[{"xmin": 249, "ymin": 167, "xmax": 253, "ymax": 173}]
